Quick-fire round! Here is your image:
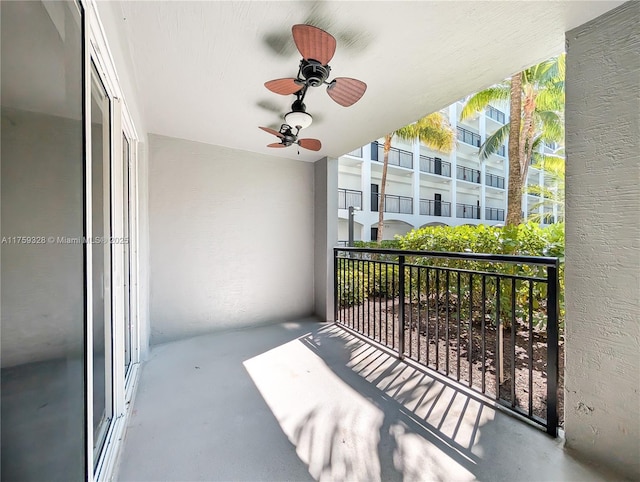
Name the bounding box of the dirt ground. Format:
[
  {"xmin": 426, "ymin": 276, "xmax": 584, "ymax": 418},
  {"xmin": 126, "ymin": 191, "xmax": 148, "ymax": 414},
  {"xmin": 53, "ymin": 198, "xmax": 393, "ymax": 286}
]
[{"xmin": 339, "ymin": 296, "xmax": 565, "ymax": 426}]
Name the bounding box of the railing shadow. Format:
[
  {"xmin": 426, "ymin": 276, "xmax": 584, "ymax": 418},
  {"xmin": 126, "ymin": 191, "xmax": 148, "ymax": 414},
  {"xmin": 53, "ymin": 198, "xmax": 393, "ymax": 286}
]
[{"xmin": 294, "ymin": 323, "xmax": 487, "ymax": 480}]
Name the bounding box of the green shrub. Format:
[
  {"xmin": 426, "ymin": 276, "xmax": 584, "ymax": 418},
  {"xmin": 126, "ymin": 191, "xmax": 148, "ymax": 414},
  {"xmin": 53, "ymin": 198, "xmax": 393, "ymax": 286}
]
[
  {"xmin": 336, "ymin": 264, "xmax": 369, "ymax": 307},
  {"xmin": 398, "ymin": 222, "xmax": 565, "ymax": 333}
]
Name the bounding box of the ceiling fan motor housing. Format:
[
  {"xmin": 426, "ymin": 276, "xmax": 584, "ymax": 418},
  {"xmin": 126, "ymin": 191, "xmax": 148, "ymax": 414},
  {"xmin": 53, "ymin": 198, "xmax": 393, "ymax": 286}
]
[{"xmin": 301, "ymin": 59, "xmax": 331, "ymax": 87}]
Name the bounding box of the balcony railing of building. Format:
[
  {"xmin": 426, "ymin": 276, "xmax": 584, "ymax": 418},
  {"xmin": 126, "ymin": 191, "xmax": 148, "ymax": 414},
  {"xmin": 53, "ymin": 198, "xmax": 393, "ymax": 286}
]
[
  {"xmin": 497, "ymin": 144, "xmax": 506, "ymax": 157},
  {"xmin": 457, "ymin": 165, "xmax": 481, "ymax": 184},
  {"xmin": 456, "ymin": 126, "xmax": 481, "ymax": 147},
  {"xmin": 347, "ymin": 146, "xmax": 363, "ymax": 158},
  {"xmin": 338, "ymin": 188, "xmax": 362, "ymax": 210},
  {"xmin": 419, "ymin": 155, "xmax": 451, "ymax": 177},
  {"xmin": 371, "ymin": 142, "xmax": 413, "ymax": 169},
  {"xmin": 334, "ymin": 247, "xmax": 560, "ymax": 436},
  {"xmin": 486, "ymin": 105, "xmax": 506, "ymax": 124},
  {"xmin": 486, "ymin": 173, "xmax": 505, "ymax": 189},
  {"xmin": 373, "ymin": 193, "xmax": 413, "ymax": 214},
  {"xmin": 420, "ymin": 199, "xmax": 451, "ymax": 217},
  {"xmin": 486, "ymin": 207, "xmax": 505, "ymax": 221},
  {"xmin": 457, "ymin": 203, "xmax": 481, "ymax": 219}
]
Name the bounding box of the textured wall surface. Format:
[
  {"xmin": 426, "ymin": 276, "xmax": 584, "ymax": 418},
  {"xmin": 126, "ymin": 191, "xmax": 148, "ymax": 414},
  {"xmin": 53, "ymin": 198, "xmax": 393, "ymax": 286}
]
[
  {"xmin": 565, "ymin": 2, "xmax": 640, "ymax": 478},
  {"xmin": 148, "ymin": 135, "xmax": 315, "ymax": 344}
]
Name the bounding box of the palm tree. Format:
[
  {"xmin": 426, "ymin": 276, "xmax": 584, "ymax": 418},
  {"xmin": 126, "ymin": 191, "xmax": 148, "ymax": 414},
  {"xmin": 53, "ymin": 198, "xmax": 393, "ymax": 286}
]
[
  {"xmin": 460, "ymin": 55, "xmax": 565, "ymax": 225},
  {"xmin": 526, "ymin": 148, "xmax": 565, "ymax": 223},
  {"xmin": 377, "ymin": 113, "xmax": 454, "ymax": 242}
]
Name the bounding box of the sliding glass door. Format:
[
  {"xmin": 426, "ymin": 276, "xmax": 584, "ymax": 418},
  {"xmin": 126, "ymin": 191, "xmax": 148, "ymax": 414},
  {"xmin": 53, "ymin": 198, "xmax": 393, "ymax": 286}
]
[
  {"xmin": 1, "ymin": 2, "xmax": 139, "ymax": 478},
  {"xmin": 1, "ymin": 1, "xmax": 86, "ymax": 479}
]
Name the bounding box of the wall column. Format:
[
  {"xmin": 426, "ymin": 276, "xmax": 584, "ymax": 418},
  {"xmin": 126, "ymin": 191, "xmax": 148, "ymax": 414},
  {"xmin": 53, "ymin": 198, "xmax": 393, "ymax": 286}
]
[
  {"xmin": 564, "ymin": 2, "xmax": 639, "ymax": 478},
  {"xmin": 314, "ymin": 156, "xmax": 338, "ymax": 321}
]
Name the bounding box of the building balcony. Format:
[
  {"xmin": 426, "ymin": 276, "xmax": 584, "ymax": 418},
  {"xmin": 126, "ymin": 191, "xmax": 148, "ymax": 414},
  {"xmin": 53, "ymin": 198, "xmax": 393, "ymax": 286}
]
[
  {"xmin": 420, "ymin": 198, "xmax": 451, "ymax": 217},
  {"xmin": 338, "ymin": 188, "xmax": 362, "ymax": 210},
  {"xmin": 347, "ymin": 146, "xmax": 363, "ymax": 158},
  {"xmin": 457, "ymin": 202, "xmax": 481, "ymax": 219},
  {"xmin": 371, "ymin": 142, "xmax": 413, "ymax": 169},
  {"xmin": 486, "ymin": 207, "xmax": 505, "ymax": 221},
  {"xmin": 420, "ymin": 155, "xmax": 451, "ymax": 177},
  {"xmin": 457, "ymin": 165, "xmax": 481, "ymax": 184},
  {"xmin": 486, "ymin": 105, "xmax": 506, "ymax": 124},
  {"xmin": 456, "ymin": 126, "xmax": 481, "ymax": 148},
  {"xmin": 497, "ymin": 144, "xmax": 506, "ymax": 157},
  {"xmin": 373, "ymin": 193, "xmax": 413, "ymax": 214},
  {"xmin": 485, "ymin": 173, "xmax": 505, "ymax": 189}
]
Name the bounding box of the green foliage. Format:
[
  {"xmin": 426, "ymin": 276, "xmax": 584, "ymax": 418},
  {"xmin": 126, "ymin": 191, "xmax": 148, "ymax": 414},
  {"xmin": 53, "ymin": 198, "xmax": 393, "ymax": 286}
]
[{"xmin": 336, "ymin": 264, "xmax": 369, "ymax": 306}]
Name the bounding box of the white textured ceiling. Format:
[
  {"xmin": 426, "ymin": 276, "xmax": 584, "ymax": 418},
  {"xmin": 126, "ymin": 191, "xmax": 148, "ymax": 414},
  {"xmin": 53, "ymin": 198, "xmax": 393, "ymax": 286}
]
[{"xmin": 110, "ymin": 1, "xmax": 623, "ymax": 162}]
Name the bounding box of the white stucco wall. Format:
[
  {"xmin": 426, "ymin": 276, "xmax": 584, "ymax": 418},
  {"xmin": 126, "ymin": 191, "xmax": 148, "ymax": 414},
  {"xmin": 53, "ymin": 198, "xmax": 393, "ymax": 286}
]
[
  {"xmin": 565, "ymin": 2, "xmax": 640, "ymax": 478},
  {"xmin": 148, "ymin": 135, "xmax": 315, "ymax": 344}
]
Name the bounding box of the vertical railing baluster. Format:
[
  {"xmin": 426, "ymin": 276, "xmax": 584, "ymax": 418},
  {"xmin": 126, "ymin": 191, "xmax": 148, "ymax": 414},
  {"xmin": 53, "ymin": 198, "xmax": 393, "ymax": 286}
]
[
  {"xmin": 481, "ymin": 275, "xmax": 486, "ymax": 393},
  {"xmin": 469, "ymin": 273, "xmax": 473, "ymax": 388},
  {"xmin": 456, "ymin": 271, "xmax": 461, "ymax": 381},
  {"xmin": 511, "ymin": 277, "xmax": 517, "ymax": 407},
  {"xmin": 435, "ymin": 269, "xmax": 440, "ymax": 372},
  {"xmin": 392, "ymin": 260, "xmax": 396, "ymax": 349},
  {"xmin": 333, "ymin": 249, "xmax": 339, "ymax": 322},
  {"xmin": 496, "ymin": 277, "xmax": 501, "ymax": 400},
  {"xmin": 426, "ymin": 268, "xmax": 431, "ymax": 367},
  {"xmin": 408, "ymin": 265, "xmax": 413, "ymax": 359},
  {"xmin": 417, "ymin": 266, "xmax": 422, "ymax": 363},
  {"xmin": 398, "ymin": 255, "xmax": 405, "ymax": 359},
  {"xmin": 528, "ymin": 280, "xmax": 534, "ymax": 417},
  {"xmin": 547, "ymin": 263, "xmax": 560, "ymax": 436},
  {"xmin": 446, "ymin": 270, "xmax": 450, "ymax": 375}
]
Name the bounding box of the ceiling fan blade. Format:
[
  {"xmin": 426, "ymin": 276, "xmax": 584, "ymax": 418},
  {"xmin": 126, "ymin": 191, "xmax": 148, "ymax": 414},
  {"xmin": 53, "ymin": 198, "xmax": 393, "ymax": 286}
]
[
  {"xmin": 264, "ymin": 78, "xmax": 303, "ymax": 95},
  {"xmin": 298, "ymin": 138, "xmax": 322, "ymax": 151},
  {"xmin": 259, "ymin": 126, "xmax": 284, "ymax": 138},
  {"xmin": 326, "ymin": 77, "xmax": 367, "ymax": 107},
  {"xmin": 292, "ymin": 24, "xmax": 336, "ymax": 65},
  {"xmin": 267, "ymin": 142, "xmax": 286, "ymax": 148}
]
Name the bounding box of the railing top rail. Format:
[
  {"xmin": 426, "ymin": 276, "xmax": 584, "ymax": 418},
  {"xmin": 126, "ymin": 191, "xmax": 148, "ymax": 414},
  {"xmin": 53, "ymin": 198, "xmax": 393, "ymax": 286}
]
[{"xmin": 334, "ymin": 246, "xmax": 559, "ymax": 267}]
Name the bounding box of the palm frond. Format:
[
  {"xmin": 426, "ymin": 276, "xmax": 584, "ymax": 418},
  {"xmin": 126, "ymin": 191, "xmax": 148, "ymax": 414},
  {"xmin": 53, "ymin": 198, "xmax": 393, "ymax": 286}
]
[
  {"xmin": 535, "ymin": 110, "xmax": 564, "ymax": 142},
  {"xmin": 479, "ymin": 123, "xmax": 510, "ymax": 160},
  {"xmin": 460, "ymin": 84, "xmax": 510, "ymax": 120},
  {"xmin": 395, "ymin": 112, "xmax": 455, "ymax": 153}
]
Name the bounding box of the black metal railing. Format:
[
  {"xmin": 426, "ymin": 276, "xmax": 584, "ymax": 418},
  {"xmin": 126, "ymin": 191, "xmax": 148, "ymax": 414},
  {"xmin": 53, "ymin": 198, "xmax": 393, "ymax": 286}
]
[
  {"xmin": 486, "ymin": 173, "xmax": 505, "ymax": 189},
  {"xmin": 486, "ymin": 105, "xmax": 506, "ymax": 124},
  {"xmin": 371, "ymin": 142, "xmax": 413, "ymax": 169},
  {"xmin": 457, "ymin": 203, "xmax": 481, "ymax": 219},
  {"xmin": 419, "ymin": 155, "xmax": 451, "ymax": 177},
  {"xmin": 420, "ymin": 199, "xmax": 451, "ymax": 217},
  {"xmin": 457, "ymin": 165, "xmax": 481, "ymax": 184},
  {"xmin": 373, "ymin": 193, "xmax": 413, "ymax": 214},
  {"xmin": 497, "ymin": 145, "xmax": 506, "ymax": 157},
  {"xmin": 486, "ymin": 207, "xmax": 505, "ymax": 221},
  {"xmin": 457, "ymin": 126, "xmax": 481, "ymax": 147},
  {"xmin": 347, "ymin": 147, "xmax": 363, "ymax": 158},
  {"xmin": 338, "ymin": 188, "xmax": 362, "ymax": 210},
  {"xmin": 334, "ymin": 247, "xmax": 560, "ymax": 436}
]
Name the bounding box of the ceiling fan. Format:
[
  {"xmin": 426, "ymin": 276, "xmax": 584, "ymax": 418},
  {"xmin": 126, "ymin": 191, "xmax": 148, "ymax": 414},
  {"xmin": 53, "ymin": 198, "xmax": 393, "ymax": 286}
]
[
  {"xmin": 259, "ymin": 125, "xmax": 321, "ymax": 151},
  {"xmin": 264, "ymin": 24, "xmax": 367, "ymax": 108}
]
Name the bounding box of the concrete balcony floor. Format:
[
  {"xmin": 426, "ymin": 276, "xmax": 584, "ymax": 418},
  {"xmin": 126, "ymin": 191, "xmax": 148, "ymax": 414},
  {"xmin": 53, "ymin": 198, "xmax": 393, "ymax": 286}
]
[{"xmin": 116, "ymin": 320, "xmax": 611, "ymax": 482}]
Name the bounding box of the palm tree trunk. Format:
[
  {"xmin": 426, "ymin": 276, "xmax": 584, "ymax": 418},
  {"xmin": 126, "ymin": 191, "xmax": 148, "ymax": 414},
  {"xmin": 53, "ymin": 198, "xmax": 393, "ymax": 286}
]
[
  {"xmin": 506, "ymin": 73, "xmax": 523, "ymax": 226},
  {"xmin": 377, "ymin": 135, "xmax": 392, "ymax": 242}
]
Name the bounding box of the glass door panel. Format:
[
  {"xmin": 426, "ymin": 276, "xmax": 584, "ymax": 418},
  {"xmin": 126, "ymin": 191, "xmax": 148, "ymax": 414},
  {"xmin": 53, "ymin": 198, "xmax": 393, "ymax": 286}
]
[
  {"xmin": 1, "ymin": 1, "xmax": 86, "ymax": 479},
  {"xmin": 91, "ymin": 63, "xmax": 113, "ymax": 465}
]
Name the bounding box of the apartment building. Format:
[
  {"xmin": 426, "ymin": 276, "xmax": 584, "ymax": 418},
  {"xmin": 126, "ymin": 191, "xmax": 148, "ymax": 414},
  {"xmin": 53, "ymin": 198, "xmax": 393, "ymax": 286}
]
[{"xmin": 338, "ymin": 100, "xmax": 563, "ymax": 241}]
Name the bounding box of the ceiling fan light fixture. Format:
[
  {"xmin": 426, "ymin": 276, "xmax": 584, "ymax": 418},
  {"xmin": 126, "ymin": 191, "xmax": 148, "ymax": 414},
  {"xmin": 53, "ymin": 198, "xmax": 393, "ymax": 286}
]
[{"xmin": 284, "ymin": 110, "xmax": 313, "ymax": 129}]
